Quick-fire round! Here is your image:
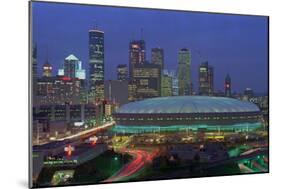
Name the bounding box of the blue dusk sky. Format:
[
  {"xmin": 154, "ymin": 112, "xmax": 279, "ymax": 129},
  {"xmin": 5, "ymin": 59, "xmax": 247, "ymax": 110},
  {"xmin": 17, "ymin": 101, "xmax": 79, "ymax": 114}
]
[{"xmin": 32, "ymin": 1, "xmax": 268, "ymax": 94}]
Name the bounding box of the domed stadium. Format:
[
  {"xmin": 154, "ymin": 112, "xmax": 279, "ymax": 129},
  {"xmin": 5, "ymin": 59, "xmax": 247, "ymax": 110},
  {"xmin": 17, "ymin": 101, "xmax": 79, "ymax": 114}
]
[{"xmin": 112, "ymin": 96, "xmax": 263, "ymax": 133}]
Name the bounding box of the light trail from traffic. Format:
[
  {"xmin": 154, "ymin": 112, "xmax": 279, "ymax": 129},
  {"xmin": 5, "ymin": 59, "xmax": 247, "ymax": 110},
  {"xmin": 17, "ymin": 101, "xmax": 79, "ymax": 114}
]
[
  {"xmin": 103, "ymin": 148, "xmax": 158, "ymax": 182},
  {"xmin": 55, "ymin": 121, "xmax": 115, "ymax": 141}
]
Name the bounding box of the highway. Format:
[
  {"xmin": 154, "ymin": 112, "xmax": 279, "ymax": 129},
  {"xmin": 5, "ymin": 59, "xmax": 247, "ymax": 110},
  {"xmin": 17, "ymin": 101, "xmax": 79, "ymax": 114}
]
[
  {"xmin": 198, "ymin": 148, "xmax": 268, "ymax": 171},
  {"xmin": 55, "ymin": 121, "xmax": 115, "ymax": 141},
  {"xmin": 34, "ymin": 121, "xmax": 116, "ymax": 166},
  {"xmin": 103, "ymin": 149, "xmax": 158, "ymax": 182}
]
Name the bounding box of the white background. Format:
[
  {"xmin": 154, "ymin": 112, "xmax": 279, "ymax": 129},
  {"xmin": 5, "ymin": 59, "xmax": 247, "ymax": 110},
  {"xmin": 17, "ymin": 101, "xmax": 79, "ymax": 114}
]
[{"xmin": 0, "ymin": 0, "xmax": 279, "ymax": 188}]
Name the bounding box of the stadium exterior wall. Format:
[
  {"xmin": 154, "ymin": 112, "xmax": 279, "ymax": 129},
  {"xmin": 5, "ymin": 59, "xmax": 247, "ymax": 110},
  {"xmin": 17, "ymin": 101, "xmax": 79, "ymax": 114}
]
[{"xmin": 113, "ymin": 111, "xmax": 263, "ymax": 126}]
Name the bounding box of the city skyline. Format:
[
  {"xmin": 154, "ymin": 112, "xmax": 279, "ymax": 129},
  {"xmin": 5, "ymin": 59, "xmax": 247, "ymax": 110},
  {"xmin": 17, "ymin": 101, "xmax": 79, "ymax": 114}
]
[
  {"xmin": 32, "ymin": 2, "xmax": 268, "ymax": 94},
  {"xmin": 31, "ymin": 2, "xmax": 269, "ymax": 187}
]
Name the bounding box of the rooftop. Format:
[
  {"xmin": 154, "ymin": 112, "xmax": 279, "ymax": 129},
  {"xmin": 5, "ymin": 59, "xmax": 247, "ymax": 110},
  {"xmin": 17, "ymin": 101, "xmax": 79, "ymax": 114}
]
[
  {"xmin": 65, "ymin": 54, "xmax": 79, "ymax": 61},
  {"xmin": 115, "ymin": 96, "xmax": 260, "ymax": 114}
]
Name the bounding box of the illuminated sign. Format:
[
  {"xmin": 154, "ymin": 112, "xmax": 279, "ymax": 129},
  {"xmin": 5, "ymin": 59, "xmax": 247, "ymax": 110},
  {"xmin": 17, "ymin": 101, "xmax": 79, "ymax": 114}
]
[
  {"xmin": 62, "ymin": 76, "xmax": 71, "ymax": 81},
  {"xmin": 64, "ymin": 145, "xmax": 75, "ymax": 156},
  {"xmin": 43, "ymin": 66, "xmax": 52, "ymax": 70},
  {"xmin": 44, "ymin": 159, "xmax": 78, "ymax": 166},
  {"xmin": 74, "ymin": 122, "xmax": 84, "ymax": 127}
]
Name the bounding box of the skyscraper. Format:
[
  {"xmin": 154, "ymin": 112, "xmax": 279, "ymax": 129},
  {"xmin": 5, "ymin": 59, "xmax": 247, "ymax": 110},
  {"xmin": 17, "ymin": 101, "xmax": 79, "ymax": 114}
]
[
  {"xmin": 199, "ymin": 62, "xmax": 214, "ymax": 96},
  {"xmin": 161, "ymin": 73, "xmax": 172, "ymax": 97},
  {"xmin": 129, "ymin": 40, "xmax": 146, "ymax": 79},
  {"xmin": 63, "ymin": 55, "xmax": 87, "ymax": 103},
  {"xmin": 128, "ymin": 81, "xmax": 137, "ymax": 102},
  {"xmin": 89, "ymin": 29, "xmax": 105, "ymax": 102},
  {"xmin": 225, "ymin": 74, "xmax": 232, "ymax": 97},
  {"xmin": 178, "ymin": 48, "xmax": 192, "ymax": 95},
  {"xmin": 151, "ymin": 48, "xmax": 164, "ymax": 70},
  {"xmin": 64, "ymin": 54, "xmax": 78, "ymax": 79},
  {"xmin": 64, "ymin": 54, "xmax": 86, "ymax": 79},
  {"xmin": 117, "ymin": 64, "xmax": 128, "ymax": 81},
  {"xmin": 244, "ymin": 88, "xmax": 254, "ymax": 100},
  {"xmin": 42, "ymin": 61, "xmax": 52, "ymax": 77},
  {"xmin": 58, "ymin": 54, "xmax": 86, "ymax": 80},
  {"xmin": 162, "ymin": 70, "xmax": 179, "ymax": 96},
  {"xmin": 131, "ymin": 61, "xmax": 161, "ymax": 100}
]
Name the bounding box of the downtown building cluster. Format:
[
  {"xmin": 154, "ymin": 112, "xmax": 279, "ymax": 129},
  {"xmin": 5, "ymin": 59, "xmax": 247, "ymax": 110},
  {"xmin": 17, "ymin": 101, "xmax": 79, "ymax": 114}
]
[
  {"xmin": 32, "ymin": 29, "xmax": 107, "ymax": 144},
  {"xmin": 33, "ymin": 29, "xmax": 247, "ymax": 109},
  {"xmin": 112, "ymin": 39, "xmax": 236, "ymax": 103},
  {"xmin": 32, "ymin": 28, "xmax": 268, "ymax": 144}
]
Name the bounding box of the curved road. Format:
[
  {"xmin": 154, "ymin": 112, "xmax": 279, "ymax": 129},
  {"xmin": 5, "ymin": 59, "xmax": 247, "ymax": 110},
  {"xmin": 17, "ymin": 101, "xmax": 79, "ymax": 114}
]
[{"xmin": 103, "ymin": 149, "xmax": 157, "ymax": 182}]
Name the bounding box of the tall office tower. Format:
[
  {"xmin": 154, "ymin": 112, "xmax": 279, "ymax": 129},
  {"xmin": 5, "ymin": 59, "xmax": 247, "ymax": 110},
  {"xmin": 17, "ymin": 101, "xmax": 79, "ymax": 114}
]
[
  {"xmin": 151, "ymin": 48, "xmax": 164, "ymax": 70},
  {"xmin": 59, "ymin": 54, "xmax": 86, "ymax": 80},
  {"xmin": 89, "ymin": 29, "xmax": 105, "ymax": 102},
  {"xmin": 163, "ymin": 70, "xmax": 179, "ymax": 96},
  {"xmin": 161, "ymin": 73, "xmax": 172, "ymax": 97},
  {"xmin": 167, "ymin": 70, "xmax": 179, "ymax": 96},
  {"xmin": 178, "ymin": 48, "xmax": 192, "ymax": 95},
  {"xmin": 32, "ymin": 44, "xmax": 38, "ymax": 96},
  {"xmin": 132, "ymin": 61, "xmax": 161, "ymax": 100},
  {"xmin": 42, "ymin": 61, "xmax": 52, "ymax": 77},
  {"xmin": 208, "ymin": 66, "xmax": 214, "ymax": 94},
  {"xmin": 129, "ymin": 40, "xmax": 146, "ymax": 79},
  {"xmin": 225, "ymin": 74, "xmax": 232, "ymax": 97},
  {"xmin": 64, "ymin": 54, "xmax": 78, "ymax": 79},
  {"xmin": 128, "ymin": 81, "xmax": 137, "ymax": 102},
  {"xmin": 117, "ymin": 64, "xmax": 128, "ymax": 81},
  {"xmin": 199, "ymin": 62, "xmax": 214, "ymax": 96},
  {"xmin": 244, "ymin": 88, "xmax": 254, "ymax": 98}
]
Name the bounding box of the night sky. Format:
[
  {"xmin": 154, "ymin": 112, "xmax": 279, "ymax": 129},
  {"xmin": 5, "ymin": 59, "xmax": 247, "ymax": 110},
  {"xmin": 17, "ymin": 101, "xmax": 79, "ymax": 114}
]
[{"xmin": 32, "ymin": 1, "xmax": 268, "ymax": 94}]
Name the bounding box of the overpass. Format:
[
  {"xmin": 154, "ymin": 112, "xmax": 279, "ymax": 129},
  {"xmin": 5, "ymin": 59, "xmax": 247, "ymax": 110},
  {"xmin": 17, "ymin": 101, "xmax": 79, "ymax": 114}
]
[{"xmin": 198, "ymin": 148, "xmax": 268, "ymax": 170}]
